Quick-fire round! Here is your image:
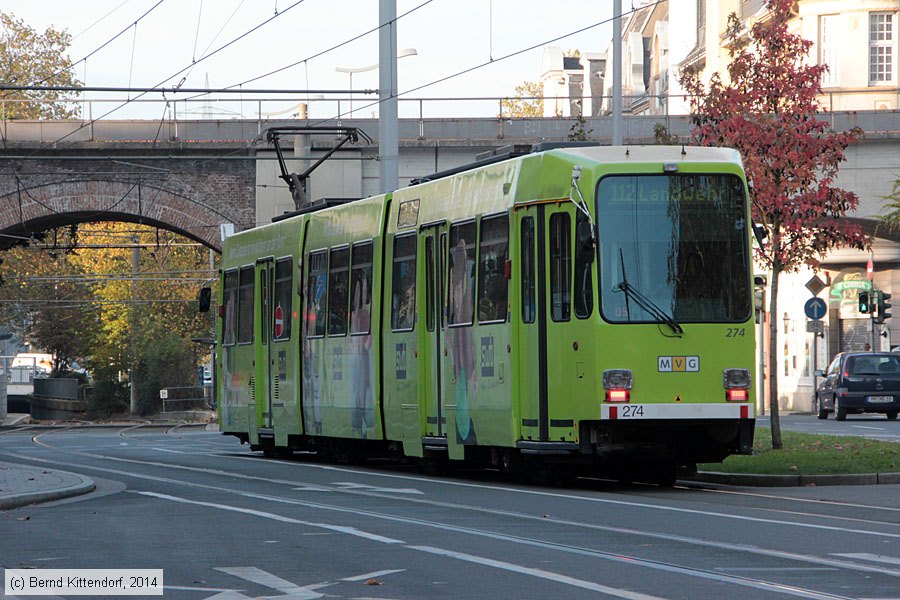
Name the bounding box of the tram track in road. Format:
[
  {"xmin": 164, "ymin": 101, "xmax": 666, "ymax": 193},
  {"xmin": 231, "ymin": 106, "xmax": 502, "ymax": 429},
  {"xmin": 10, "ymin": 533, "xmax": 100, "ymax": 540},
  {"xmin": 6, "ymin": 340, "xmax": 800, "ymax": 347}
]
[{"xmin": 5, "ymin": 428, "xmax": 900, "ymax": 598}]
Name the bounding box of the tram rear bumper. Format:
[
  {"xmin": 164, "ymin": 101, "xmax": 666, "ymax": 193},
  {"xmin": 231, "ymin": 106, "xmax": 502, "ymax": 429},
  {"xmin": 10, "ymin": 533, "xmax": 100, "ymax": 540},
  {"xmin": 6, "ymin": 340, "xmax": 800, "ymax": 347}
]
[{"xmin": 580, "ymin": 415, "xmax": 756, "ymax": 464}]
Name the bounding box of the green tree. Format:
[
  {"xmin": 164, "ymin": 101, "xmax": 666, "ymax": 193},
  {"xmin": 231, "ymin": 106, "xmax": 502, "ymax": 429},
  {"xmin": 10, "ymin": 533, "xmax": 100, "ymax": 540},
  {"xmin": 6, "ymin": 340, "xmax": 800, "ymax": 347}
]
[
  {"xmin": 0, "ymin": 11, "xmax": 80, "ymax": 120},
  {"xmin": 680, "ymin": 0, "xmax": 867, "ymax": 449},
  {"xmin": 878, "ymin": 178, "xmax": 900, "ymax": 227},
  {"xmin": 501, "ymin": 80, "xmax": 544, "ymax": 118},
  {"xmin": 0, "ymin": 222, "xmax": 215, "ymax": 416}
]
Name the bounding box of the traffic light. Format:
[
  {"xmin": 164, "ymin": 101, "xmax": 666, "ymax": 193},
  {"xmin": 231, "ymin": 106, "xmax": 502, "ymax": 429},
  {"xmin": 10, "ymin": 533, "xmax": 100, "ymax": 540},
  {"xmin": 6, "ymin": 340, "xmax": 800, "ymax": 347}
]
[
  {"xmin": 876, "ymin": 292, "xmax": 892, "ymax": 324},
  {"xmin": 859, "ymin": 291, "xmax": 871, "ymax": 314}
]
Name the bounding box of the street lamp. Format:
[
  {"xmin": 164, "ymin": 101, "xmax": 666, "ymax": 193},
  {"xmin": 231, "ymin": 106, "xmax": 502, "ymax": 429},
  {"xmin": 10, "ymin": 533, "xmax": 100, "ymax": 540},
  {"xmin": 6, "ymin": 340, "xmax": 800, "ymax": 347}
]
[{"xmin": 335, "ymin": 48, "xmax": 417, "ymax": 117}]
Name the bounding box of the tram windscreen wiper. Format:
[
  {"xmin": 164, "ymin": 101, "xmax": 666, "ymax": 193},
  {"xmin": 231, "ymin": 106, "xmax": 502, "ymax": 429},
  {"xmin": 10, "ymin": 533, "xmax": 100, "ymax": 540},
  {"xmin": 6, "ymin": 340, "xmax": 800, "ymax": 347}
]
[{"xmin": 615, "ymin": 250, "xmax": 683, "ymax": 334}]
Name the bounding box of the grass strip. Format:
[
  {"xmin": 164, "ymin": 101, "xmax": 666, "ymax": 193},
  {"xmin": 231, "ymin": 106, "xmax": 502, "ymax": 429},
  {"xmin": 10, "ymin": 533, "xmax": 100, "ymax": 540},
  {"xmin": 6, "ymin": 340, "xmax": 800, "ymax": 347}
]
[{"xmin": 699, "ymin": 427, "xmax": 900, "ymax": 475}]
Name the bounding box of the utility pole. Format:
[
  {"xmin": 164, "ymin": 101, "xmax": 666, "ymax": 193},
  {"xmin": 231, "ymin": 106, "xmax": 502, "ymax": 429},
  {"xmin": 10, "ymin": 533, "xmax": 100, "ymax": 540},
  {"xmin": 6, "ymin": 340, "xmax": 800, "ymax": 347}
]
[
  {"xmin": 379, "ymin": 0, "xmax": 399, "ymax": 193},
  {"xmin": 130, "ymin": 236, "xmax": 139, "ymax": 414},
  {"xmin": 612, "ymin": 0, "xmax": 623, "ymax": 145}
]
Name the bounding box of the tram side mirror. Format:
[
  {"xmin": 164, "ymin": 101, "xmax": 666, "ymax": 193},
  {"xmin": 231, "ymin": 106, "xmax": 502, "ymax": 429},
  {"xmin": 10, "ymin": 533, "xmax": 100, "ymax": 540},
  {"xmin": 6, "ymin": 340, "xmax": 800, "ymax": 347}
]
[
  {"xmin": 198, "ymin": 287, "xmax": 212, "ymax": 313},
  {"xmin": 576, "ymin": 220, "xmax": 595, "ymax": 264}
]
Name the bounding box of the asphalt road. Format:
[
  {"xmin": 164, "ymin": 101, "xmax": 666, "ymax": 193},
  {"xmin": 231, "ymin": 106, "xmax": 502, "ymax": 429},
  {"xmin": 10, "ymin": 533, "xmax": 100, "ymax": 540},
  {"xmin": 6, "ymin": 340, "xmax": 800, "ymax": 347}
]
[
  {"xmin": 758, "ymin": 412, "xmax": 900, "ymax": 442},
  {"xmin": 1, "ymin": 425, "xmax": 900, "ymax": 600}
]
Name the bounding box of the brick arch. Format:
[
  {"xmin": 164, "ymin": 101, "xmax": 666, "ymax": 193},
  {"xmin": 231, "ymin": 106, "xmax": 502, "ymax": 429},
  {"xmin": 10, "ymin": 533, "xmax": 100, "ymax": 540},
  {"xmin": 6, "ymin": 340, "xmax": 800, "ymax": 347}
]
[{"xmin": 0, "ymin": 179, "xmax": 243, "ymax": 252}]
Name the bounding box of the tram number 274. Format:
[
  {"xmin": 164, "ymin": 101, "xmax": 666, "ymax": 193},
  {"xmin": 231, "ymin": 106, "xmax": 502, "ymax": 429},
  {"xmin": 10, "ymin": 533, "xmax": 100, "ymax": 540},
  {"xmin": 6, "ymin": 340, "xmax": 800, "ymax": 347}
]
[{"xmin": 620, "ymin": 405, "xmax": 645, "ymax": 418}]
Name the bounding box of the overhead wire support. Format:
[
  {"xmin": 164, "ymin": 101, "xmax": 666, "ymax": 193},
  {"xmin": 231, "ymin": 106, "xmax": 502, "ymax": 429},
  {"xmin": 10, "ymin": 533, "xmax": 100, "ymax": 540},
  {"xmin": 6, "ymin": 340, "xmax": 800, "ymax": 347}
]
[{"xmin": 0, "ymin": 85, "xmax": 366, "ymax": 95}]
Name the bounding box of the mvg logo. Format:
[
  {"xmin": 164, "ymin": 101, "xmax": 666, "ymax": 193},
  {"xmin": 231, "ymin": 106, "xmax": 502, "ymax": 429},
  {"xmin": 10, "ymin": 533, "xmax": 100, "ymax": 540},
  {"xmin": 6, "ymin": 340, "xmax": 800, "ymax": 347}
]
[{"xmin": 658, "ymin": 356, "xmax": 700, "ymax": 372}]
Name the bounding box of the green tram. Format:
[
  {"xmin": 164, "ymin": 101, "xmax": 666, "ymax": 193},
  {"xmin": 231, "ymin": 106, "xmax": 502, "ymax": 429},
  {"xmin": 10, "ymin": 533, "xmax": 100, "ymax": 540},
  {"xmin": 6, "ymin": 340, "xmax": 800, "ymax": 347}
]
[{"xmin": 216, "ymin": 144, "xmax": 756, "ymax": 482}]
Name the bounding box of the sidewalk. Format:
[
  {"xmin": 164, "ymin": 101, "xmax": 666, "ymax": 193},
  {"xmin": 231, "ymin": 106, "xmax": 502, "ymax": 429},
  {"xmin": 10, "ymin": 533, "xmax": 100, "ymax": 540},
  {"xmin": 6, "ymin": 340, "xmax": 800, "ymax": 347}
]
[{"xmin": 0, "ymin": 414, "xmax": 96, "ymax": 510}]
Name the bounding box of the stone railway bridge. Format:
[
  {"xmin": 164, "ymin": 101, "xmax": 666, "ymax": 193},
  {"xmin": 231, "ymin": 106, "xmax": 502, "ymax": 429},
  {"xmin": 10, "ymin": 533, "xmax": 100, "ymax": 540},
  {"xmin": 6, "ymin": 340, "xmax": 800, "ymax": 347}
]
[{"xmin": 0, "ymin": 111, "xmax": 897, "ymax": 252}]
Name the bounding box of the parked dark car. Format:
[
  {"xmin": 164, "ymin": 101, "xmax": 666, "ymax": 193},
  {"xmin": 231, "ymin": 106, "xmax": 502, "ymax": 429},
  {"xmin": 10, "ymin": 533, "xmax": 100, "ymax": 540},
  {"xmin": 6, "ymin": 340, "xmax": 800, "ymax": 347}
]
[{"xmin": 815, "ymin": 352, "xmax": 900, "ymax": 421}]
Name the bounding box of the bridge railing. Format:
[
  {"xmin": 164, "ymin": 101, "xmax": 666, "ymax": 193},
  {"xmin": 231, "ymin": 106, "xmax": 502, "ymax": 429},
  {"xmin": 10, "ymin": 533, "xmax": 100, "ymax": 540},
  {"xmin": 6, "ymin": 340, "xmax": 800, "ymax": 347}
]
[{"xmin": 1, "ymin": 89, "xmax": 897, "ymax": 143}]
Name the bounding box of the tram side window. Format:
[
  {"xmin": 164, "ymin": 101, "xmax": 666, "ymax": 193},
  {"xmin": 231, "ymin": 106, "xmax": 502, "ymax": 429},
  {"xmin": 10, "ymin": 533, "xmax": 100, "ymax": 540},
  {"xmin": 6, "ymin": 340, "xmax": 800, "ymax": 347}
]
[
  {"xmin": 328, "ymin": 247, "xmax": 349, "ymax": 336},
  {"xmin": 549, "ymin": 213, "xmax": 571, "ymax": 322},
  {"xmin": 391, "ymin": 234, "xmax": 417, "ymax": 331},
  {"xmin": 425, "ymin": 237, "xmax": 435, "ymax": 332},
  {"xmin": 306, "ymin": 251, "xmax": 328, "ymax": 338},
  {"xmin": 521, "ymin": 217, "xmax": 535, "ymax": 323},
  {"xmin": 222, "ymin": 269, "xmax": 238, "ymax": 345},
  {"xmin": 448, "ymin": 222, "xmax": 477, "ymax": 326},
  {"xmin": 350, "ymin": 242, "xmax": 373, "ymax": 335},
  {"xmin": 237, "ymin": 265, "xmax": 254, "ymax": 343},
  {"xmin": 478, "ymin": 214, "xmax": 509, "ymax": 323},
  {"xmin": 273, "ymin": 257, "xmax": 292, "ymax": 341},
  {"xmin": 574, "ymin": 211, "xmax": 594, "ymax": 319}
]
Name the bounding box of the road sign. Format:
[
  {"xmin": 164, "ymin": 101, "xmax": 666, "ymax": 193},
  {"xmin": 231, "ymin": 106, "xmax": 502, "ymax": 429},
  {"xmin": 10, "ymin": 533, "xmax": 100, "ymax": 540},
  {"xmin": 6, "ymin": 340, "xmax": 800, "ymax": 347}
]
[
  {"xmin": 273, "ymin": 304, "xmax": 284, "ymax": 337},
  {"xmin": 804, "ymin": 297, "xmax": 827, "ymax": 320},
  {"xmin": 805, "ymin": 275, "xmax": 826, "ymax": 297},
  {"xmin": 806, "ymin": 320, "xmax": 825, "ymax": 334}
]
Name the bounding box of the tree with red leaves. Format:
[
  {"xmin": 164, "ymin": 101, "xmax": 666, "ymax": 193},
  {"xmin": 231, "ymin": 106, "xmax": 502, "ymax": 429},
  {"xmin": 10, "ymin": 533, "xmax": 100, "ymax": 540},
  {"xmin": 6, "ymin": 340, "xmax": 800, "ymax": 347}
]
[{"xmin": 680, "ymin": 0, "xmax": 868, "ymax": 449}]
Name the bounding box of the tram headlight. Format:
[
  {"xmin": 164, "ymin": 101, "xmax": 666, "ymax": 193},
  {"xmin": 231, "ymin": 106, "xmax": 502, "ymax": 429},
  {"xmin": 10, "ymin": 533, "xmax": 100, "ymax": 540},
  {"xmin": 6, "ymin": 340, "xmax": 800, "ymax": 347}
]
[
  {"xmin": 722, "ymin": 368, "xmax": 751, "ymax": 389},
  {"xmin": 723, "ymin": 368, "xmax": 751, "ymax": 402}
]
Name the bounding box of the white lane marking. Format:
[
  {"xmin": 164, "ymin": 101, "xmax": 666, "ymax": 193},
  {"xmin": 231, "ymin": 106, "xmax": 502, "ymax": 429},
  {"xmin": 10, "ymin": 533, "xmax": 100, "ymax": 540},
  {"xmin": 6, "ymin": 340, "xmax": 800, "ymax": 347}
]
[
  {"xmin": 410, "ymin": 545, "xmax": 663, "ymax": 600},
  {"xmin": 13, "ymin": 440, "xmax": 900, "ymax": 575},
  {"xmin": 10, "ymin": 445, "xmax": 900, "ymax": 582},
  {"xmin": 199, "ymin": 592, "xmax": 251, "ymax": 600},
  {"xmin": 341, "ymin": 569, "xmax": 405, "ymax": 582},
  {"xmin": 332, "ymin": 482, "xmax": 423, "ymax": 495},
  {"xmin": 137, "ymin": 491, "xmax": 405, "ymax": 545},
  {"xmin": 215, "ymin": 567, "xmax": 322, "ymax": 599},
  {"xmin": 151, "ymin": 447, "xmax": 184, "ymax": 454},
  {"xmin": 852, "ymin": 426, "xmax": 887, "ymax": 431},
  {"xmin": 833, "ymin": 553, "xmax": 900, "ymax": 566},
  {"xmin": 7, "ymin": 448, "xmax": 888, "ymax": 596},
  {"xmin": 164, "ymin": 586, "xmax": 237, "ymax": 592},
  {"xmin": 223, "ymin": 452, "xmax": 900, "ymax": 517}
]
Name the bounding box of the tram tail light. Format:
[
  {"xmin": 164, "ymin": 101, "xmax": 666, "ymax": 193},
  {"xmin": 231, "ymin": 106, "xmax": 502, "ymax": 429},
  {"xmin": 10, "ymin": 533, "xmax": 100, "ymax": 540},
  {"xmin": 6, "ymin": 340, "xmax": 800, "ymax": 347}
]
[
  {"xmin": 725, "ymin": 388, "xmax": 748, "ymax": 402},
  {"xmin": 218, "ymin": 304, "xmax": 226, "ymax": 319},
  {"xmin": 606, "ymin": 389, "xmax": 630, "ymax": 402},
  {"xmin": 603, "ymin": 369, "xmax": 633, "ymax": 403}
]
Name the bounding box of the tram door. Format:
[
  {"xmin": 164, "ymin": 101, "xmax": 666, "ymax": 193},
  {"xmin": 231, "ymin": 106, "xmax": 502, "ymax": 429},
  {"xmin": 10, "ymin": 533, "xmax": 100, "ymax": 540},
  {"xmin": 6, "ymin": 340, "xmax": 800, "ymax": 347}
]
[
  {"xmin": 419, "ymin": 224, "xmax": 448, "ymax": 439},
  {"xmin": 515, "ymin": 204, "xmax": 580, "ymax": 442},
  {"xmin": 255, "ymin": 257, "xmax": 275, "ymax": 434}
]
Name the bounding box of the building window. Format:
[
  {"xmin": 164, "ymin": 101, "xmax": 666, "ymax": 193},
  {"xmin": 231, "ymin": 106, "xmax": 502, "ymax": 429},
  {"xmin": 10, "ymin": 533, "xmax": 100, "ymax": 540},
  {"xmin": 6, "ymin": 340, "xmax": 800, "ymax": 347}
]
[
  {"xmin": 820, "ymin": 14, "xmax": 840, "ymax": 86},
  {"xmin": 870, "ymin": 12, "xmax": 895, "ymax": 84}
]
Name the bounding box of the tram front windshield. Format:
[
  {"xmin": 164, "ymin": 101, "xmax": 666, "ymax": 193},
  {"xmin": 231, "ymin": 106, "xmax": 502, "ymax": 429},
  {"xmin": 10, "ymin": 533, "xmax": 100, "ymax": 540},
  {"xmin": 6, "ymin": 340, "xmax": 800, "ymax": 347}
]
[{"xmin": 597, "ymin": 173, "xmax": 751, "ymax": 325}]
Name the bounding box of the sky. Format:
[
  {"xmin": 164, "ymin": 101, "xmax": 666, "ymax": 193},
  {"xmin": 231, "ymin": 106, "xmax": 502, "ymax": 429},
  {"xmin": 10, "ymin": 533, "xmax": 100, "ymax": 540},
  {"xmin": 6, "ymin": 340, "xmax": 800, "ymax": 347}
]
[{"xmin": 2, "ymin": 0, "xmax": 615, "ymax": 121}]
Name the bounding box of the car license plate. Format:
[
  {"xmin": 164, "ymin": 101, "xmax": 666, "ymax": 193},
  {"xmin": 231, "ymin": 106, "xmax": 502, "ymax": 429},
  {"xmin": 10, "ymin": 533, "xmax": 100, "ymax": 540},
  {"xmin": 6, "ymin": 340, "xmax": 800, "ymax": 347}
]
[{"xmin": 867, "ymin": 396, "xmax": 894, "ymax": 403}]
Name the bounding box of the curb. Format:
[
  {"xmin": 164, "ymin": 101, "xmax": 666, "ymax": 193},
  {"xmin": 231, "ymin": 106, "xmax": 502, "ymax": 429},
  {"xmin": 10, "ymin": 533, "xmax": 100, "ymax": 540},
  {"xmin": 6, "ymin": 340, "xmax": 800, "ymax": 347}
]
[
  {"xmin": 0, "ymin": 465, "xmax": 95, "ymax": 511},
  {"xmin": 693, "ymin": 471, "xmax": 900, "ymax": 487}
]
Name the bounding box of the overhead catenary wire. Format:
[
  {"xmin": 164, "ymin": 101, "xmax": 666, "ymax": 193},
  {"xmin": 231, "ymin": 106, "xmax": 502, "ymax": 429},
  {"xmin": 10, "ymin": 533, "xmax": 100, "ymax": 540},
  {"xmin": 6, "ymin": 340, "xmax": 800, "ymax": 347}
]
[
  {"xmin": 11, "ymin": 0, "xmax": 310, "ymax": 161},
  {"xmin": 311, "ymin": 2, "xmax": 656, "ymax": 126}
]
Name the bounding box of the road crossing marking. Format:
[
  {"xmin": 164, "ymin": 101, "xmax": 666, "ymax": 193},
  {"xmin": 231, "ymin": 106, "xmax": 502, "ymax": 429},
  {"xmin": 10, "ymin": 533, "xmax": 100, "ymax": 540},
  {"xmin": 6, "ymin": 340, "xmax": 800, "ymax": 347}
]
[
  {"xmin": 136, "ymin": 491, "xmax": 406, "ymax": 544},
  {"xmin": 410, "ymin": 546, "xmax": 666, "ymax": 600},
  {"xmin": 215, "ymin": 567, "xmax": 324, "ymax": 599},
  {"xmin": 332, "ymin": 482, "xmax": 424, "ymax": 494},
  {"xmin": 341, "ymin": 569, "xmax": 405, "ymax": 581},
  {"xmin": 834, "ymin": 553, "xmax": 900, "ymax": 566}
]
